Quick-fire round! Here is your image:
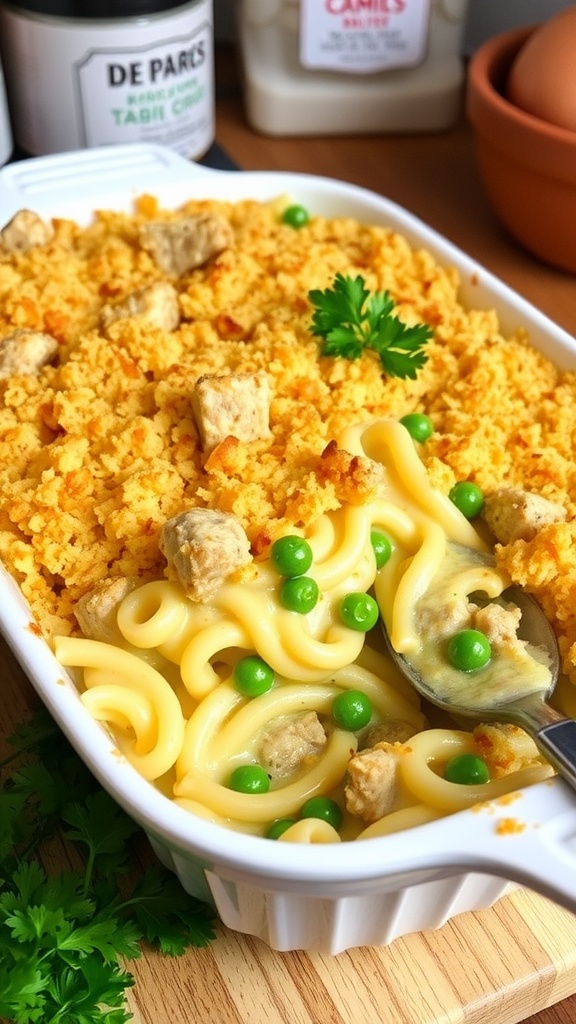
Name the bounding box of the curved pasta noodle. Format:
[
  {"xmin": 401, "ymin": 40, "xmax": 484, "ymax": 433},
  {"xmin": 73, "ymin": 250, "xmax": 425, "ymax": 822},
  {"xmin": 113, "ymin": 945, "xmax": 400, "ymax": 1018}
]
[
  {"xmin": 305, "ymin": 513, "xmax": 338, "ymax": 563},
  {"xmin": 174, "ymin": 729, "xmax": 357, "ymax": 822},
  {"xmin": 278, "ymin": 819, "xmax": 341, "ymax": 844},
  {"xmin": 340, "ymin": 419, "xmax": 487, "ymax": 552},
  {"xmin": 380, "ymin": 521, "xmax": 447, "ymax": 653},
  {"xmin": 307, "ymin": 505, "xmax": 369, "ymax": 591},
  {"xmin": 214, "ymin": 585, "xmax": 365, "ymax": 681},
  {"xmin": 310, "ymin": 503, "xmax": 416, "ymax": 592},
  {"xmin": 81, "ymin": 683, "xmax": 155, "ymax": 753},
  {"xmin": 175, "ymin": 683, "xmax": 244, "ymax": 778},
  {"xmin": 400, "ymin": 729, "xmax": 555, "ymax": 812},
  {"xmin": 54, "ymin": 636, "xmax": 185, "ymax": 780},
  {"xmin": 356, "ymin": 804, "xmax": 442, "ymax": 840},
  {"xmin": 354, "ymin": 644, "xmax": 420, "ymax": 707},
  {"xmin": 180, "ymin": 618, "xmax": 252, "ymax": 699},
  {"xmin": 117, "ymin": 580, "xmax": 231, "ymax": 675},
  {"xmin": 173, "ymin": 797, "xmax": 263, "ymax": 835},
  {"xmin": 443, "ymin": 566, "xmax": 509, "ymax": 601},
  {"xmin": 117, "ymin": 581, "xmax": 192, "ymax": 649}
]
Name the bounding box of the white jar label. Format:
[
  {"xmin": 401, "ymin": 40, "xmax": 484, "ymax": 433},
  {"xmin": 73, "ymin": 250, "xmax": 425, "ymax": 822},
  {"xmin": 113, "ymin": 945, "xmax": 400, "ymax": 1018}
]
[
  {"xmin": 299, "ymin": 0, "xmax": 431, "ymax": 74},
  {"xmin": 75, "ymin": 18, "xmax": 211, "ymax": 154}
]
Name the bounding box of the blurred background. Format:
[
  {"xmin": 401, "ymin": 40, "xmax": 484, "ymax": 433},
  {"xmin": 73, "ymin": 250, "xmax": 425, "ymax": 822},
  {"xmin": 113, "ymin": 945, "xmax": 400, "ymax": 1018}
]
[
  {"xmin": 214, "ymin": 0, "xmax": 575, "ymax": 48},
  {"xmin": 1, "ymin": 0, "xmax": 575, "ymax": 168}
]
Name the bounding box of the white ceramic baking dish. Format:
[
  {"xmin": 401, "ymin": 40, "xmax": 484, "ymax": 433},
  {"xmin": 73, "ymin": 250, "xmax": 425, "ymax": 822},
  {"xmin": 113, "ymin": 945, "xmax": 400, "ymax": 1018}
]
[{"xmin": 2, "ymin": 143, "xmax": 576, "ymax": 955}]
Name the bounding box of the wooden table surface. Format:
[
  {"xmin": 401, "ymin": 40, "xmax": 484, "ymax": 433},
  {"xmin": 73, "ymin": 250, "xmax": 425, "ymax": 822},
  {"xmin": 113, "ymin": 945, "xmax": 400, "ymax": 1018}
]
[{"xmin": 2, "ymin": 44, "xmax": 576, "ymax": 1024}]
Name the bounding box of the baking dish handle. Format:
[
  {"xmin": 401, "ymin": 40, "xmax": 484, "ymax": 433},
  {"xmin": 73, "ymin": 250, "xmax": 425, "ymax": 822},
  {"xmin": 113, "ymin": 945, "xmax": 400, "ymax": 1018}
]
[
  {"xmin": 0, "ymin": 143, "xmax": 218, "ymax": 208},
  {"xmin": 444, "ymin": 778, "xmax": 576, "ymax": 911}
]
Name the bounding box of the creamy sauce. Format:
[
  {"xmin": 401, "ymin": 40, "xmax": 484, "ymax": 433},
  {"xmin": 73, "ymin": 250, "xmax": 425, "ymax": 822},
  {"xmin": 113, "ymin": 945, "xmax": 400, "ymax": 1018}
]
[{"xmin": 404, "ymin": 545, "xmax": 552, "ymax": 710}]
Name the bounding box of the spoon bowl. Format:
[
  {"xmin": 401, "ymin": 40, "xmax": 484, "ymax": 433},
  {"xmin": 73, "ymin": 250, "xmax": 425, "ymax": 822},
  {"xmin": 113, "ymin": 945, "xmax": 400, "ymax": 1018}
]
[{"xmin": 382, "ymin": 584, "xmax": 576, "ymax": 791}]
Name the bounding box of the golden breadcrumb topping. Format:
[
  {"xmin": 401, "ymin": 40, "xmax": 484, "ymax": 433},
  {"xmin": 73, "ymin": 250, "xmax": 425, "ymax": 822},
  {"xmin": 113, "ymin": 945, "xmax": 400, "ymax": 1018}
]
[{"xmin": 0, "ymin": 193, "xmax": 575, "ymax": 704}]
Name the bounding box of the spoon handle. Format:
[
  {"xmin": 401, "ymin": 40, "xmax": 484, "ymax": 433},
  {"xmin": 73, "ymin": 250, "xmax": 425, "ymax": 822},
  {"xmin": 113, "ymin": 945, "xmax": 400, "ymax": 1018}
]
[
  {"xmin": 505, "ymin": 695, "xmax": 576, "ymax": 792},
  {"xmin": 535, "ymin": 720, "xmax": 576, "ymax": 791}
]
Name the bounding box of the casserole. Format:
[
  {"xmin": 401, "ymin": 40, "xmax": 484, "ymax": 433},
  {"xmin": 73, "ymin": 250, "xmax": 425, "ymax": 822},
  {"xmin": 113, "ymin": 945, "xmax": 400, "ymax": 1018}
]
[{"xmin": 1, "ymin": 143, "xmax": 576, "ymax": 954}]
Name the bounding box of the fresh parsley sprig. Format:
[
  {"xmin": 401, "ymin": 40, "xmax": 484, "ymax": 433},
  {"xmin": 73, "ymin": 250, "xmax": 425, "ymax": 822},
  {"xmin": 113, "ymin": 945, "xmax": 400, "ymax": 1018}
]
[
  {"xmin": 309, "ymin": 272, "xmax": 432, "ymax": 379},
  {"xmin": 0, "ymin": 710, "xmax": 216, "ymax": 1024}
]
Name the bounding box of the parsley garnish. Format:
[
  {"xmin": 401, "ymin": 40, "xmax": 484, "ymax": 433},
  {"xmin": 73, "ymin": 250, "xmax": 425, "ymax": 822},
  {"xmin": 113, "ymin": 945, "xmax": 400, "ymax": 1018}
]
[
  {"xmin": 309, "ymin": 272, "xmax": 432, "ymax": 379},
  {"xmin": 0, "ymin": 710, "xmax": 216, "ymax": 1024}
]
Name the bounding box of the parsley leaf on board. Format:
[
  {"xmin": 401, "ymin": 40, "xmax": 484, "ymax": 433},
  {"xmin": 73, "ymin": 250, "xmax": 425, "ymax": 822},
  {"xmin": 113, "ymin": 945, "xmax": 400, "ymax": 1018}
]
[
  {"xmin": 309, "ymin": 272, "xmax": 432, "ymax": 379},
  {"xmin": 0, "ymin": 709, "xmax": 216, "ymax": 1024}
]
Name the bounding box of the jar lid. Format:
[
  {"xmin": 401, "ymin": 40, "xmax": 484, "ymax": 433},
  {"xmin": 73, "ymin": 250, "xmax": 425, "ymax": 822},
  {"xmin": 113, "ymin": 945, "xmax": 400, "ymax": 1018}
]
[{"xmin": 5, "ymin": 0, "xmax": 193, "ymax": 17}]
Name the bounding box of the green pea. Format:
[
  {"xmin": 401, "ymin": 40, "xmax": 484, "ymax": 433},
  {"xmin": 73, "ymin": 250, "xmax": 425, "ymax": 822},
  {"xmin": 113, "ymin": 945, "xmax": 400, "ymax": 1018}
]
[
  {"xmin": 447, "ymin": 629, "xmax": 491, "ymax": 672},
  {"xmin": 370, "ymin": 529, "xmax": 392, "ymax": 569},
  {"xmin": 281, "ymin": 204, "xmax": 310, "ymax": 228},
  {"xmin": 332, "ymin": 689, "xmax": 373, "ymax": 730},
  {"xmin": 279, "ymin": 575, "xmax": 319, "ymax": 614},
  {"xmin": 271, "ymin": 535, "xmax": 313, "ymax": 577},
  {"xmin": 449, "ymin": 480, "xmax": 485, "ymax": 519},
  {"xmin": 233, "ymin": 655, "xmax": 275, "ymax": 697},
  {"xmin": 266, "ymin": 818, "xmax": 296, "ymax": 839},
  {"xmin": 228, "ymin": 764, "xmax": 270, "ymax": 794},
  {"xmin": 399, "ymin": 412, "xmax": 434, "ymax": 443},
  {"xmin": 444, "ymin": 753, "xmax": 490, "ymax": 785},
  {"xmin": 300, "ymin": 795, "xmax": 342, "ymax": 831},
  {"xmin": 340, "ymin": 592, "xmax": 379, "ymax": 632}
]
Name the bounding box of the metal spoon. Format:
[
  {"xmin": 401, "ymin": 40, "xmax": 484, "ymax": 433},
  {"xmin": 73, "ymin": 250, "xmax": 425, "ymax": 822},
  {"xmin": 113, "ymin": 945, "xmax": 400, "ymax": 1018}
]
[{"xmin": 382, "ymin": 583, "xmax": 576, "ymax": 790}]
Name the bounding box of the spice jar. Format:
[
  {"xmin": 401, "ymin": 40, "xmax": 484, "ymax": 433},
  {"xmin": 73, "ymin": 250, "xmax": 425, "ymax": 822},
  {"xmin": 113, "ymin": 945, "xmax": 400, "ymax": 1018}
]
[
  {"xmin": 0, "ymin": 0, "xmax": 214, "ymax": 159},
  {"xmin": 237, "ymin": 0, "xmax": 469, "ymax": 135}
]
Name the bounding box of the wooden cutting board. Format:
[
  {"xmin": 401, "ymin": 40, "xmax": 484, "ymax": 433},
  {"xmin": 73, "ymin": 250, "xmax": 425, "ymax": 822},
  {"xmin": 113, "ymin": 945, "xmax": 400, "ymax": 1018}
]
[
  {"xmin": 122, "ymin": 890, "xmax": 576, "ymax": 1024},
  {"xmin": 3, "ymin": 638, "xmax": 576, "ymax": 1024}
]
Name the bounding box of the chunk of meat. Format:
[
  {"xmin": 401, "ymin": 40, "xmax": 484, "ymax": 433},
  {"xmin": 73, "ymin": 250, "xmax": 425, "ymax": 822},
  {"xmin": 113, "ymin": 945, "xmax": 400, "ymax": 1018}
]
[
  {"xmin": 75, "ymin": 577, "xmax": 139, "ymax": 644},
  {"xmin": 0, "ymin": 209, "xmax": 54, "ymax": 254},
  {"xmin": 361, "ymin": 718, "xmax": 417, "ymax": 749},
  {"xmin": 472, "ymin": 601, "xmax": 524, "ymax": 652},
  {"xmin": 160, "ymin": 507, "xmax": 252, "ymax": 601},
  {"xmin": 101, "ymin": 281, "xmax": 180, "ymax": 332},
  {"xmin": 259, "ymin": 712, "xmax": 327, "ymax": 779},
  {"xmin": 138, "ymin": 212, "xmax": 233, "ymax": 276},
  {"xmin": 0, "ymin": 329, "xmax": 58, "ymax": 379},
  {"xmin": 416, "ymin": 593, "xmax": 472, "ymax": 641},
  {"xmin": 482, "ymin": 487, "xmax": 566, "ymax": 544},
  {"xmin": 344, "ymin": 742, "xmax": 400, "ymax": 824},
  {"xmin": 192, "ymin": 371, "xmax": 271, "ymax": 452}
]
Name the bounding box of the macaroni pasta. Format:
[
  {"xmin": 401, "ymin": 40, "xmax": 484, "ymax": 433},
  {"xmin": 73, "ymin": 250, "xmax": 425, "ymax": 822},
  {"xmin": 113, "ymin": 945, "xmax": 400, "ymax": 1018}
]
[{"xmin": 54, "ymin": 418, "xmax": 553, "ymax": 843}]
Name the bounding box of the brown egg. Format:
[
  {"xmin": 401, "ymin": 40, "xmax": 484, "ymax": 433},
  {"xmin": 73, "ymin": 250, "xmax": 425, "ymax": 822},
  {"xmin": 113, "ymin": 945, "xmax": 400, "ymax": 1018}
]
[{"xmin": 506, "ymin": 6, "xmax": 576, "ymax": 133}]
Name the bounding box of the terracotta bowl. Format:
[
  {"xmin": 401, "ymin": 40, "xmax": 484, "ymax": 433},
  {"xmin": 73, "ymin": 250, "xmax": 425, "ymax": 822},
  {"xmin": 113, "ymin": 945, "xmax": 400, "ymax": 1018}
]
[{"xmin": 466, "ymin": 26, "xmax": 576, "ymax": 274}]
